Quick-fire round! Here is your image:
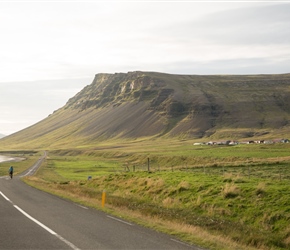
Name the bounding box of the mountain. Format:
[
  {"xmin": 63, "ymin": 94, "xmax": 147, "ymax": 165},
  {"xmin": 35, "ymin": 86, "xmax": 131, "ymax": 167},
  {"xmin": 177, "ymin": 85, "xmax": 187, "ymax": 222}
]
[
  {"xmin": 0, "ymin": 133, "xmax": 5, "ymax": 139},
  {"xmin": 1, "ymin": 71, "xmax": 290, "ymax": 149}
]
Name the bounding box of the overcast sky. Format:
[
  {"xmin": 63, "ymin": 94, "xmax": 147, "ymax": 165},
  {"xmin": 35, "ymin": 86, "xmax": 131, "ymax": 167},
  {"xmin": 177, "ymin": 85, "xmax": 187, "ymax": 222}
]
[{"xmin": 1, "ymin": 1, "xmax": 290, "ymax": 136}]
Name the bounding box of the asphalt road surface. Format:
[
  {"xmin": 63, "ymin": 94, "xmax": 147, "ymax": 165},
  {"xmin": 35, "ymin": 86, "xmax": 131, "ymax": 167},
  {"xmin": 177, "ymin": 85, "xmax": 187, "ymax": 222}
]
[{"xmin": 0, "ymin": 155, "xmax": 204, "ymax": 250}]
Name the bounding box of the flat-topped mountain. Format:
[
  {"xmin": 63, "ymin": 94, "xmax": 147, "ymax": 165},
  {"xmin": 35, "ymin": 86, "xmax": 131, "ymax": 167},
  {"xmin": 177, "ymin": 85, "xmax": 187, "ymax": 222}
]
[{"xmin": 1, "ymin": 71, "xmax": 290, "ymax": 149}]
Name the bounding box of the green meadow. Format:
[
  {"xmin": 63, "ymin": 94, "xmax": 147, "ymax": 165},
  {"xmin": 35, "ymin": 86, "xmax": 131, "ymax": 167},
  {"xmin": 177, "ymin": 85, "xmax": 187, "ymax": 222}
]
[{"xmin": 3, "ymin": 140, "xmax": 290, "ymax": 250}]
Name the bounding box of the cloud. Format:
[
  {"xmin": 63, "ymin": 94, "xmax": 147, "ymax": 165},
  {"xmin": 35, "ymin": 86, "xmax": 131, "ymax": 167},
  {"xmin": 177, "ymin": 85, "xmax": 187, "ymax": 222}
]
[
  {"xmin": 197, "ymin": 4, "xmax": 290, "ymax": 46},
  {"xmin": 1, "ymin": 2, "xmax": 290, "ymax": 134},
  {"xmin": 0, "ymin": 2, "xmax": 289, "ymax": 82},
  {"xmin": 144, "ymin": 3, "xmax": 290, "ymax": 74}
]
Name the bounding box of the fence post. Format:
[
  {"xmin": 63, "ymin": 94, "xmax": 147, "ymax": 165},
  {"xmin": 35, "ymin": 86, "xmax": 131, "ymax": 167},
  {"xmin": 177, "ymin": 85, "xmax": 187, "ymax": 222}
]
[{"xmin": 147, "ymin": 157, "xmax": 150, "ymax": 172}]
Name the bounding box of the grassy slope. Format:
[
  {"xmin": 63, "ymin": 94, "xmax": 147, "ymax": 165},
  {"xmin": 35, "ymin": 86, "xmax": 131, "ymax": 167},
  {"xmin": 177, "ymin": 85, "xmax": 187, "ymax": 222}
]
[
  {"xmin": 1, "ymin": 72, "xmax": 290, "ymax": 150},
  {"xmin": 18, "ymin": 141, "xmax": 290, "ymax": 250}
]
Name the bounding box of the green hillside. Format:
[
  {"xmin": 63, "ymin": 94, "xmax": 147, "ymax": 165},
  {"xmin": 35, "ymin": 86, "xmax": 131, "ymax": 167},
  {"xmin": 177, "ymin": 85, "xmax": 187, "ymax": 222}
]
[{"xmin": 1, "ymin": 71, "xmax": 290, "ymax": 149}]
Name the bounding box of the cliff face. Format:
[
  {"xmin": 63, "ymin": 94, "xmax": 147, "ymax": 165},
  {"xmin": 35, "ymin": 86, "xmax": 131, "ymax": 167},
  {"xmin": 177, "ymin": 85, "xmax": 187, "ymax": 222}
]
[
  {"xmin": 1, "ymin": 71, "xmax": 290, "ymax": 149},
  {"xmin": 64, "ymin": 71, "xmax": 290, "ymax": 137}
]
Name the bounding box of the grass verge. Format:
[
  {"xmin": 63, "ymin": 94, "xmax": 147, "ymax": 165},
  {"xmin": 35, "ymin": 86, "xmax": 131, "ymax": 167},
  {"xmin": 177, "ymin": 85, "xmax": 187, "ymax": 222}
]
[
  {"xmin": 23, "ymin": 156, "xmax": 290, "ymax": 249},
  {"xmin": 11, "ymin": 142, "xmax": 290, "ymax": 250},
  {"xmin": 23, "ymin": 175, "xmax": 256, "ymax": 250}
]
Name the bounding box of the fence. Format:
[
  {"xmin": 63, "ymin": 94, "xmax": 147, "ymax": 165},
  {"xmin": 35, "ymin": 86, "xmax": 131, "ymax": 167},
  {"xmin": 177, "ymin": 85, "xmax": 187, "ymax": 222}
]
[{"xmin": 121, "ymin": 159, "xmax": 290, "ymax": 181}]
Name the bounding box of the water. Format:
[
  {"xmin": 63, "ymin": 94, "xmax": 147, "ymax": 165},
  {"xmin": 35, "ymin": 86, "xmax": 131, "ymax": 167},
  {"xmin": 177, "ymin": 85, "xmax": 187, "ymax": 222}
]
[{"xmin": 0, "ymin": 155, "xmax": 15, "ymax": 163}]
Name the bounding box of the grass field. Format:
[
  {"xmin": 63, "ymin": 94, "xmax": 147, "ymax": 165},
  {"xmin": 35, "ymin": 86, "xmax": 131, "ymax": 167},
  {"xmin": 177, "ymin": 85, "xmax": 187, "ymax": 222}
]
[
  {"xmin": 0, "ymin": 151, "xmax": 41, "ymax": 176},
  {"xmin": 4, "ymin": 140, "xmax": 290, "ymax": 250}
]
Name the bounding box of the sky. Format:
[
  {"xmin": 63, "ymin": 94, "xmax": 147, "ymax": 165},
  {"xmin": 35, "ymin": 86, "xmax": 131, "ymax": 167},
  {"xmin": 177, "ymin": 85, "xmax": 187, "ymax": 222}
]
[{"xmin": 0, "ymin": 0, "xmax": 290, "ymax": 136}]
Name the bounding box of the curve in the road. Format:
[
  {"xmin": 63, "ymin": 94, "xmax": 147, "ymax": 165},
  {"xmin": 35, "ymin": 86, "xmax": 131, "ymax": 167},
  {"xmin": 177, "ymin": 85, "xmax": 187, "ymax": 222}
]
[{"xmin": 0, "ymin": 153, "xmax": 204, "ymax": 250}]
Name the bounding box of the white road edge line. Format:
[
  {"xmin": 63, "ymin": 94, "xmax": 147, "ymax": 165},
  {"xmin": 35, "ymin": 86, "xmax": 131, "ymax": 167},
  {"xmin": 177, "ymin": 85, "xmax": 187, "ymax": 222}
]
[
  {"xmin": 107, "ymin": 215, "xmax": 133, "ymax": 226},
  {"xmin": 14, "ymin": 205, "xmax": 80, "ymax": 250},
  {"xmin": 76, "ymin": 204, "xmax": 88, "ymax": 209},
  {"xmin": 171, "ymin": 238, "xmax": 199, "ymax": 249},
  {"xmin": 14, "ymin": 205, "xmax": 56, "ymax": 235},
  {"xmin": 0, "ymin": 191, "xmax": 11, "ymax": 201}
]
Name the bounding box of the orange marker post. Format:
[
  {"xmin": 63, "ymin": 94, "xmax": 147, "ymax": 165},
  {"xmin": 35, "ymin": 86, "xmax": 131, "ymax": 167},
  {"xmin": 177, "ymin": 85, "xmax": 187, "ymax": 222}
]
[{"xmin": 102, "ymin": 190, "xmax": 106, "ymax": 207}]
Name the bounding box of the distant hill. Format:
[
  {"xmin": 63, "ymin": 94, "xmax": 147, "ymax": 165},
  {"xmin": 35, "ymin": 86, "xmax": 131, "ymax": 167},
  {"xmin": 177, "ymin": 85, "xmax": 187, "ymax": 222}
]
[
  {"xmin": 1, "ymin": 71, "xmax": 290, "ymax": 149},
  {"xmin": 0, "ymin": 133, "xmax": 5, "ymax": 139}
]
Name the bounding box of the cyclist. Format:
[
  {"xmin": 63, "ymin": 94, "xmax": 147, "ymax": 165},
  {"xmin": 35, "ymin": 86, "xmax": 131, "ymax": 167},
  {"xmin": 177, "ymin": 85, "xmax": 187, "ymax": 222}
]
[{"xmin": 8, "ymin": 166, "xmax": 13, "ymax": 179}]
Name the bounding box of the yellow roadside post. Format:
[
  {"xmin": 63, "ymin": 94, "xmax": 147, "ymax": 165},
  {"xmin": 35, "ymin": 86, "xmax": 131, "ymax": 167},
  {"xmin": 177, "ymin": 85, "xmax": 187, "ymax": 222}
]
[{"xmin": 102, "ymin": 190, "xmax": 106, "ymax": 207}]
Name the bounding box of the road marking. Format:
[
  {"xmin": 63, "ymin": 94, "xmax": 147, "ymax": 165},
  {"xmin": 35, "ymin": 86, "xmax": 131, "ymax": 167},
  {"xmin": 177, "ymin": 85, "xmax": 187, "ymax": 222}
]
[
  {"xmin": 1, "ymin": 191, "xmax": 79, "ymax": 250},
  {"xmin": 107, "ymin": 215, "xmax": 133, "ymax": 226},
  {"xmin": 171, "ymin": 238, "xmax": 201, "ymax": 249},
  {"xmin": 20, "ymin": 159, "xmax": 42, "ymax": 177},
  {"xmin": 0, "ymin": 176, "xmax": 10, "ymax": 180},
  {"xmin": 14, "ymin": 205, "xmax": 80, "ymax": 250},
  {"xmin": 76, "ymin": 204, "xmax": 89, "ymax": 209},
  {"xmin": 20, "ymin": 168, "xmax": 34, "ymax": 177},
  {"xmin": 0, "ymin": 191, "xmax": 11, "ymax": 201},
  {"xmin": 14, "ymin": 205, "xmax": 57, "ymax": 235},
  {"xmin": 55, "ymin": 234, "xmax": 81, "ymax": 250}
]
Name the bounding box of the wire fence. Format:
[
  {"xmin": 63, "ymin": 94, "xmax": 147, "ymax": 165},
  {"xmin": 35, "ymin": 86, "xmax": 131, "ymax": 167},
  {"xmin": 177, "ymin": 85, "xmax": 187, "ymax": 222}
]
[{"xmin": 121, "ymin": 160, "xmax": 290, "ymax": 181}]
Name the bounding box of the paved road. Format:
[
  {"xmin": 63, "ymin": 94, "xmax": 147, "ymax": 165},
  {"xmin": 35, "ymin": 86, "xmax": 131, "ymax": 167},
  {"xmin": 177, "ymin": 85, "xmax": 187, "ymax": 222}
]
[{"xmin": 0, "ymin": 155, "xmax": 203, "ymax": 250}]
